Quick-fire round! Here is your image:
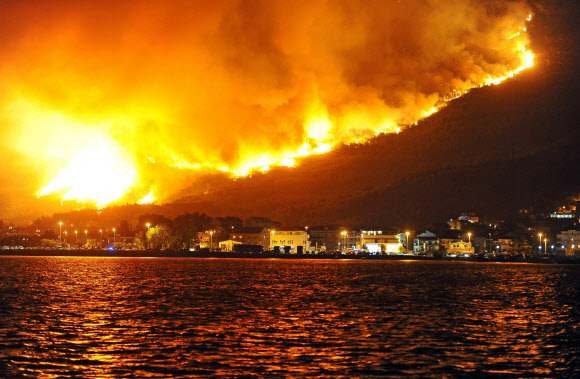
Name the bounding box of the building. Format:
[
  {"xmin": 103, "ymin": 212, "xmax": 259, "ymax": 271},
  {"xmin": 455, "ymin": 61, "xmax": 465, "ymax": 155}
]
[
  {"xmin": 449, "ymin": 219, "xmax": 462, "ymax": 230},
  {"xmin": 229, "ymin": 227, "xmax": 267, "ymax": 246},
  {"xmin": 471, "ymin": 236, "xmax": 486, "ymax": 253},
  {"xmin": 557, "ymin": 230, "xmax": 580, "ymax": 255},
  {"xmin": 340, "ymin": 230, "xmax": 360, "ymax": 252},
  {"xmin": 414, "ymin": 231, "xmax": 439, "ymax": 253},
  {"xmin": 458, "ymin": 213, "xmax": 479, "ymax": 223},
  {"xmin": 360, "ymin": 230, "xmax": 402, "ymax": 254},
  {"xmin": 198, "ymin": 229, "xmax": 229, "ymax": 249},
  {"xmin": 440, "ymin": 240, "xmax": 474, "ymax": 256},
  {"xmin": 495, "ymin": 238, "xmax": 514, "ymax": 253},
  {"xmin": 309, "ymin": 226, "xmax": 341, "ymax": 251},
  {"xmin": 219, "ymin": 240, "xmax": 242, "ymax": 252},
  {"xmin": 269, "ymin": 230, "xmax": 309, "ymax": 253},
  {"xmin": 550, "ymin": 204, "xmax": 577, "ymax": 220}
]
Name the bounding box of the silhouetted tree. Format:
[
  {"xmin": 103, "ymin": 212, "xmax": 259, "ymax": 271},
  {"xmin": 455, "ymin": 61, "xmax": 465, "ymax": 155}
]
[
  {"xmin": 40, "ymin": 239, "xmax": 59, "ymax": 248},
  {"xmin": 117, "ymin": 220, "xmax": 133, "ymax": 237},
  {"xmin": 1, "ymin": 235, "xmax": 39, "ymax": 247},
  {"xmin": 172, "ymin": 212, "xmax": 212, "ymax": 248},
  {"xmin": 41, "ymin": 230, "xmax": 58, "ymax": 240},
  {"xmin": 146, "ymin": 225, "xmax": 175, "ymax": 249},
  {"xmin": 138, "ymin": 214, "xmax": 172, "ymax": 230}
]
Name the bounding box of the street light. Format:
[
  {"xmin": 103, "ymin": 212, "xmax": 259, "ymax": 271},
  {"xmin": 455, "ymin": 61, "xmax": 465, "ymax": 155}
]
[
  {"xmin": 210, "ymin": 231, "xmax": 213, "ymax": 251},
  {"xmin": 74, "ymin": 230, "xmax": 77, "ymax": 246},
  {"xmin": 270, "ymin": 230, "xmax": 275, "ymax": 251},
  {"xmin": 406, "ymin": 232, "xmax": 410, "ymax": 253},
  {"xmin": 113, "ymin": 228, "xmax": 116, "ymax": 247},
  {"xmin": 85, "ymin": 230, "xmax": 88, "ymax": 246},
  {"xmin": 539, "ymin": 233, "xmax": 542, "ymax": 253},
  {"xmin": 145, "ymin": 223, "xmax": 151, "ymax": 249},
  {"xmin": 59, "ymin": 222, "xmax": 62, "ymax": 243},
  {"xmin": 468, "ymin": 232, "xmax": 471, "ymax": 243},
  {"xmin": 64, "ymin": 230, "xmax": 67, "ymax": 243},
  {"xmin": 544, "ymin": 238, "xmax": 548, "ymax": 255}
]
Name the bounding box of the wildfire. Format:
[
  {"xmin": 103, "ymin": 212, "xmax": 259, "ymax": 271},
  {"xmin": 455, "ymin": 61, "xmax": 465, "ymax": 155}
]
[
  {"xmin": 0, "ymin": 1, "xmax": 536, "ymax": 208},
  {"xmin": 39, "ymin": 145, "xmax": 136, "ymax": 207}
]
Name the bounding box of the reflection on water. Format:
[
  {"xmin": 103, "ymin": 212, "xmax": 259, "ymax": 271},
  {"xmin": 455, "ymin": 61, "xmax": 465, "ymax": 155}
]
[{"xmin": 0, "ymin": 258, "xmax": 578, "ymax": 377}]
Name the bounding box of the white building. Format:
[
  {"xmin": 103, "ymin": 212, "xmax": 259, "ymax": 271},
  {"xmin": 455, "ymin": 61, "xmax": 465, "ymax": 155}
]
[
  {"xmin": 360, "ymin": 230, "xmax": 402, "ymax": 254},
  {"xmin": 557, "ymin": 230, "xmax": 580, "ymax": 255},
  {"xmin": 414, "ymin": 231, "xmax": 439, "ymax": 253},
  {"xmin": 270, "ymin": 230, "xmax": 309, "ymax": 253}
]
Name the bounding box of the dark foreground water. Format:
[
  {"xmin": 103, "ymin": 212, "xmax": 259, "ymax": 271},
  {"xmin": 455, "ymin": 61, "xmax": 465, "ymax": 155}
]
[{"xmin": 0, "ymin": 258, "xmax": 578, "ymax": 378}]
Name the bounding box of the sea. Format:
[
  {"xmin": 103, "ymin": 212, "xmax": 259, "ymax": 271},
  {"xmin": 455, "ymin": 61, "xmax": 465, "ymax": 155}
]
[{"xmin": 0, "ymin": 257, "xmax": 578, "ymax": 378}]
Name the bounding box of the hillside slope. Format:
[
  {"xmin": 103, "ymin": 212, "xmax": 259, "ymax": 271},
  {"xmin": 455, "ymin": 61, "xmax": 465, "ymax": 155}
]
[{"xmin": 165, "ymin": 1, "xmax": 580, "ymax": 227}]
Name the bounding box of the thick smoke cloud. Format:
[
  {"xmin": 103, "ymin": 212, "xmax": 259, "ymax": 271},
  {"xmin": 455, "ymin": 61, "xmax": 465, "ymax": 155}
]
[{"xmin": 0, "ymin": 0, "xmax": 532, "ymax": 212}]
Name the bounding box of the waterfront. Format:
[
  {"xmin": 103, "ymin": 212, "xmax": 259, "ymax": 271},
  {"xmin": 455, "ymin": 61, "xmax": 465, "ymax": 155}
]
[
  {"xmin": 2, "ymin": 248, "xmax": 579, "ymax": 264},
  {"xmin": 1, "ymin": 258, "xmax": 578, "ymax": 377}
]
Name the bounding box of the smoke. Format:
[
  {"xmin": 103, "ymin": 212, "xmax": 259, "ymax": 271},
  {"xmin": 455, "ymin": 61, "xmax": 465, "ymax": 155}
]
[{"xmin": 0, "ymin": 0, "xmax": 533, "ymax": 210}]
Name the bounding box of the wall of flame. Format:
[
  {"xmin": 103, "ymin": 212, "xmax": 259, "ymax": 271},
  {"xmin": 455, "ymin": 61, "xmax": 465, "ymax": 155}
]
[{"xmin": 0, "ymin": 0, "xmax": 534, "ymax": 211}]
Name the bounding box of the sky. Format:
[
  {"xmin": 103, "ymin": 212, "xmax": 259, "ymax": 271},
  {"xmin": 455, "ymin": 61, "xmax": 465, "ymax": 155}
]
[{"xmin": 0, "ymin": 0, "xmax": 534, "ymax": 220}]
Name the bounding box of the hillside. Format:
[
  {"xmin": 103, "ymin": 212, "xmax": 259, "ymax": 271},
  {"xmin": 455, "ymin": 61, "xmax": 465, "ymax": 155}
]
[{"xmin": 162, "ymin": 0, "xmax": 580, "ymax": 227}]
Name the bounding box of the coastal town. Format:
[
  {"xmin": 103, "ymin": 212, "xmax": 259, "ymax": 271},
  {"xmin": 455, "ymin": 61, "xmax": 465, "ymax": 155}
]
[{"xmin": 1, "ymin": 200, "xmax": 579, "ymax": 260}]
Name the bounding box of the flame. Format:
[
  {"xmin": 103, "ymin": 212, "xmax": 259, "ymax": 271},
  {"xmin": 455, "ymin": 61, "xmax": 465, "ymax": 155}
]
[
  {"xmin": 39, "ymin": 138, "xmax": 137, "ymax": 208},
  {"xmin": 138, "ymin": 192, "xmax": 156, "ymax": 205},
  {"xmin": 0, "ymin": 1, "xmax": 536, "ymax": 208}
]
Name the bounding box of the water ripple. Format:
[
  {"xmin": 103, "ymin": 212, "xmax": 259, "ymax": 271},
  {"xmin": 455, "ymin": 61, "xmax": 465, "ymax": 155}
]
[{"xmin": 0, "ymin": 258, "xmax": 578, "ymax": 377}]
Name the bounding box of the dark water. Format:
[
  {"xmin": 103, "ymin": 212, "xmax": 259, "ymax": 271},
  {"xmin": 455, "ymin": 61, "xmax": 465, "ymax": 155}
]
[{"xmin": 0, "ymin": 258, "xmax": 578, "ymax": 378}]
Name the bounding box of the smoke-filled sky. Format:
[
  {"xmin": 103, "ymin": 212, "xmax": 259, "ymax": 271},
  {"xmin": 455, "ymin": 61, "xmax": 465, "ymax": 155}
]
[{"xmin": 0, "ymin": 0, "xmax": 533, "ymax": 217}]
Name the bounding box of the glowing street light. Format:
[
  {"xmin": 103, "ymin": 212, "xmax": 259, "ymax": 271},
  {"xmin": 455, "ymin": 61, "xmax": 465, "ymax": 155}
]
[
  {"xmin": 539, "ymin": 233, "xmax": 543, "ymax": 253},
  {"xmin": 468, "ymin": 232, "xmax": 471, "ymax": 243},
  {"xmin": 209, "ymin": 231, "xmax": 213, "ymax": 251},
  {"xmin": 145, "ymin": 223, "xmax": 151, "ymax": 250},
  {"xmin": 64, "ymin": 230, "xmax": 68, "ymax": 243},
  {"xmin": 113, "ymin": 228, "xmax": 116, "ymax": 246},
  {"xmin": 544, "ymin": 238, "xmax": 548, "ymax": 255},
  {"xmin": 406, "ymin": 232, "xmax": 410, "ymax": 252},
  {"xmin": 74, "ymin": 230, "xmax": 78, "ymax": 246},
  {"xmin": 100, "ymin": 229, "xmax": 103, "ymax": 239}
]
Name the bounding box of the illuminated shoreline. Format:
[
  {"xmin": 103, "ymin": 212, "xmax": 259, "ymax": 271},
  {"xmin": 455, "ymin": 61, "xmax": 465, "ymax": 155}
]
[{"xmin": 1, "ymin": 249, "xmax": 576, "ymax": 263}]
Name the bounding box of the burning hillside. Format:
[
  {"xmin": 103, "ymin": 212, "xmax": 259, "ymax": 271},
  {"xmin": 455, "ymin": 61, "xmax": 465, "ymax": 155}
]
[{"xmin": 0, "ymin": 0, "xmax": 534, "ymax": 210}]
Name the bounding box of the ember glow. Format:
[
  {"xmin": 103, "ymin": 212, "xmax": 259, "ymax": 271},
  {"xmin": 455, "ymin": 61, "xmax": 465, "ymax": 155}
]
[{"xmin": 0, "ymin": 0, "xmax": 535, "ymax": 208}]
